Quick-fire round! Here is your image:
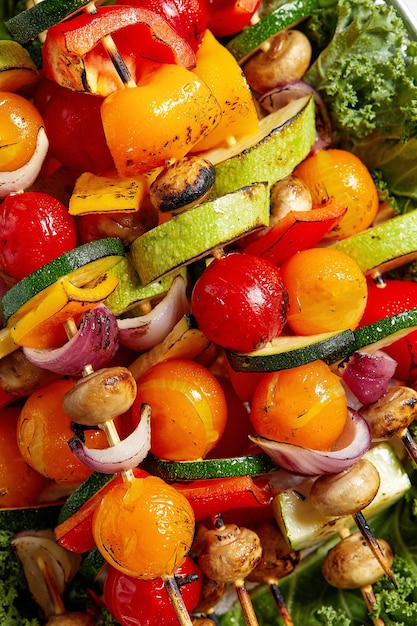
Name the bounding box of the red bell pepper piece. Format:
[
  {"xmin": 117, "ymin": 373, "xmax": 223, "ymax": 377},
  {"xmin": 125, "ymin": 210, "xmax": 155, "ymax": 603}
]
[
  {"xmin": 204, "ymin": 0, "xmax": 262, "ymax": 37},
  {"xmin": 56, "ymin": 471, "xmax": 272, "ymax": 552},
  {"xmin": 175, "ymin": 475, "xmax": 273, "ymax": 521},
  {"xmin": 243, "ymin": 197, "xmax": 347, "ymax": 267},
  {"xmin": 42, "ymin": 6, "xmax": 196, "ymax": 95}
]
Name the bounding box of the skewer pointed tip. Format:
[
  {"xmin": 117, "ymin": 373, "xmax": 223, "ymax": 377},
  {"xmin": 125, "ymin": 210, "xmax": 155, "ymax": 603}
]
[{"xmin": 353, "ymin": 511, "xmax": 397, "ymax": 588}]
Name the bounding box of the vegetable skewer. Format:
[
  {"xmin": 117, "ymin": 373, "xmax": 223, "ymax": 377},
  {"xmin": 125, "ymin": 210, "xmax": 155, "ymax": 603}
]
[
  {"xmin": 247, "ymin": 520, "xmax": 300, "ymax": 626},
  {"xmin": 62, "ymin": 318, "xmax": 196, "ymax": 626},
  {"xmin": 83, "ymin": 1, "xmax": 136, "ymax": 88},
  {"xmin": 198, "ymin": 514, "xmax": 262, "ymax": 626},
  {"xmin": 310, "ymin": 458, "xmax": 397, "ymax": 587}
]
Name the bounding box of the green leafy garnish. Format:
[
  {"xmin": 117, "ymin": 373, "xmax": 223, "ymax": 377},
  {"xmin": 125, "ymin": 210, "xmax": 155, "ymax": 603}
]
[{"xmin": 304, "ymin": 0, "xmax": 417, "ymax": 213}]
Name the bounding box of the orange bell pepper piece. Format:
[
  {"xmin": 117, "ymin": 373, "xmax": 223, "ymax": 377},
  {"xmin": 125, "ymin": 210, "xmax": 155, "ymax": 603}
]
[
  {"xmin": 191, "ymin": 29, "xmax": 259, "ymax": 152},
  {"xmin": 101, "ymin": 63, "xmax": 222, "ymax": 176}
]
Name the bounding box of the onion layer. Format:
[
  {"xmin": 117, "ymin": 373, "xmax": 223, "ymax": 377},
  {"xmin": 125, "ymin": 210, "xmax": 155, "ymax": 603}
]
[
  {"xmin": 117, "ymin": 275, "xmax": 189, "ymax": 351},
  {"xmin": 0, "ymin": 127, "xmax": 49, "ymax": 198},
  {"xmin": 250, "ymin": 408, "xmax": 372, "ymax": 476},
  {"xmin": 341, "ymin": 350, "xmax": 397, "ymax": 405},
  {"xmin": 68, "ymin": 403, "xmax": 151, "ymax": 473},
  {"xmin": 259, "ymin": 81, "xmax": 332, "ymax": 152},
  {"xmin": 23, "ymin": 304, "xmax": 119, "ymax": 375}
]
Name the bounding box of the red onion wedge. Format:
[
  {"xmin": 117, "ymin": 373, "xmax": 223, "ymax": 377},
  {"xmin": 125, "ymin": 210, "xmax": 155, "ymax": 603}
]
[
  {"xmin": 249, "ymin": 408, "xmax": 372, "ymax": 476},
  {"xmin": 259, "ymin": 81, "xmax": 332, "ymax": 152},
  {"xmin": 117, "ymin": 275, "xmax": 189, "ymax": 351},
  {"xmin": 68, "ymin": 403, "xmax": 151, "ymax": 473},
  {"xmin": 23, "ymin": 304, "xmax": 119, "ymax": 376},
  {"xmin": 341, "ymin": 351, "xmax": 397, "ymax": 405}
]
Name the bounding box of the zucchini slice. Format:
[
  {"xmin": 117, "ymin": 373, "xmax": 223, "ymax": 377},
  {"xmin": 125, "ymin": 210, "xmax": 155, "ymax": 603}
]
[
  {"xmin": 226, "ymin": 329, "xmax": 355, "ymax": 373},
  {"xmin": 5, "ymin": 0, "xmax": 95, "ymax": 44},
  {"xmin": 0, "ymin": 503, "xmax": 62, "ymax": 531},
  {"xmin": 226, "ymin": 0, "xmax": 318, "ymax": 64},
  {"xmin": 1, "ymin": 237, "xmax": 125, "ymax": 323},
  {"xmin": 354, "ymin": 306, "xmax": 417, "ymax": 352},
  {"xmin": 145, "ymin": 452, "xmax": 277, "ymax": 481}
]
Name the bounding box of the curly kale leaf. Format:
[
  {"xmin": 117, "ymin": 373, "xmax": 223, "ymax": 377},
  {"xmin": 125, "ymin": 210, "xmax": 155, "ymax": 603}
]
[
  {"xmin": 0, "ymin": 531, "xmax": 41, "ymax": 625},
  {"xmin": 304, "ymin": 0, "xmax": 417, "ymax": 212}
]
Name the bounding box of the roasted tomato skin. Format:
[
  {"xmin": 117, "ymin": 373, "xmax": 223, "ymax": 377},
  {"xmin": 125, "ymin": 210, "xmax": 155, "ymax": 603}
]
[
  {"xmin": 34, "ymin": 79, "xmax": 114, "ymax": 175},
  {"xmin": 359, "ymin": 278, "xmax": 417, "ymax": 383},
  {"xmin": 204, "ymin": 0, "xmax": 262, "ymax": 37},
  {"xmin": 103, "ymin": 556, "xmax": 202, "ymax": 625},
  {"xmin": 0, "ymin": 191, "xmax": 77, "ymax": 281}
]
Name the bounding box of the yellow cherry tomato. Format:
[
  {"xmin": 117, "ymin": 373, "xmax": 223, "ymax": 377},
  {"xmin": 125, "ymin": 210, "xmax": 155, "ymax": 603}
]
[
  {"xmin": 280, "ymin": 247, "xmax": 368, "ymax": 335},
  {"xmin": 93, "ymin": 475, "xmax": 195, "ymax": 579},
  {"xmin": 293, "ymin": 148, "xmax": 379, "ymax": 240},
  {"xmin": 0, "ymin": 92, "xmax": 45, "ymax": 172},
  {"xmin": 251, "ymin": 360, "xmax": 348, "ymax": 450}
]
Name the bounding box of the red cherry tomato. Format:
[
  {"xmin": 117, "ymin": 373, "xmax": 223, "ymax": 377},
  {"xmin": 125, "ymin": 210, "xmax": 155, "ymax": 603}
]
[
  {"xmin": 34, "ymin": 79, "xmax": 114, "ymax": 175},
  {"xmin": 116, "ymin": 0, "xmax": 207, "ymax": 51},
  {"xmin": 103, "ymin": 556, "xmax": 202, "ymax": 625},
  {"xmin": 0, "ymin": 192, "xmax": 77, "ymax": 281},
  {"xmin": 360, "ymin": 278, "xmax": 417, "ymax": 382},
  {"xmin": 204, "ymin": 0, "xmax": 262, "ymax": 37},
  {"xmin": 191, "ymin": 252, "xmax": 289, "ymax": 353}
]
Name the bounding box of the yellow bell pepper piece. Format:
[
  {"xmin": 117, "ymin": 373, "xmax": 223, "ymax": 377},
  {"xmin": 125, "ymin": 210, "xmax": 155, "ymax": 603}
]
[
  {"xmin": 69, "ymin": 172, "xmax": 149, "ymax": 216},
  {"xmin": 10, "ymin": 272, "xmax": 119, "ymax": 349},
  {"xmin": 0, "ymin": 327, "xmax": 18, "ymax": 360}
]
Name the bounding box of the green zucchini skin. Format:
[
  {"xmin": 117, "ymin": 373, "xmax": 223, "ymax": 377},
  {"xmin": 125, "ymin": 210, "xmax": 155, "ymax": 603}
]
[
  {"xmin": 226, "ymin": 307, "xmax": 417, "ymax": 373},
  {"xmin": 1, "ymin": 237, "xmax": 125, "ymax": 323},
  {"xmin": 57, "ymin": 472, "xmax": 114, "ymax": 525},
  {"xmin": 144, "ymin": 452, "xmax": 277, "ymax": 481},
  {"xmin": 226, "ymin": 329, "xmax": 356, "ymax": 373},
  {"xmin": 0, "ymin": 504, "xmax": 62, "ymax": 531},
  {"xmin": 226, "ymin": 0, "xmax": 319, "ymax": 63},
  {"xmin": 5, "ymin": 0, "xmax": 94, "ymax": 43}
]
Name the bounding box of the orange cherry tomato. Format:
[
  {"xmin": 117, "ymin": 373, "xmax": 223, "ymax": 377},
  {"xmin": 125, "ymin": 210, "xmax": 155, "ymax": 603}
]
[
  {"xmin": 0, "ymin": 406, "xmax": 47, "ymax": 507},
  {"xmin": 93, "ymin": 475, "xmax": 195, "ymax": 579},
  {"xmin": 0, "ymin": 92, "xmax": 45, "ymax": 172},
  {"xmin": 250, "ymin": 360, "xmax": 348, "ymax": 450},
  {"xmin": 17, "ymin": 379, "xmax": 115, "ymax": 484},
  {"xmin": 132, "ymin": 359, "xmax": 227, "ymax": 461},
  {"xmin": 293, "ymin": 148, "xmax": 379, "ymax": 240},
  {"xmin": 280, "ymin": 247, "xmax": 368, "ymax": 335},
  {"xmin": 101, "ymin": 64, "xmax": 222, "ymax": 176}
]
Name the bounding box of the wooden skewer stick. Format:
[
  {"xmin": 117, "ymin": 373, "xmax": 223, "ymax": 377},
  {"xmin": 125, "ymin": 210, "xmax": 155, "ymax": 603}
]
[
  {"xmin": 398, "ymin": 427, "xmax": 417, "ymax": 466},
  {"xmin": 267, "ymin": 580, "xmax": 294, "ymax": 626},
  {"xmin": 163, "ymin": 574, "xmax": 194, "ymax": 626},
  {"xmin": 353, "ymin": 511, "xmax": 397, "ymax": 588},
  {"xmin": 84, "ymin": 1, "xmax": 137, "ymax": 88},
  {"xmin": 235, "ymin": 579, "xmax": 260, "ymax": 626},
  {"xmin": 337, "ymin": 527, "xmax": 387, "ymax": 626},
  {"xmin": 361, "ymin": 584, "xmax": 386, "ymax": 626},
  {"xmin": 63, "ymin": 319, "xmax": 194, "ymax": 626}
]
